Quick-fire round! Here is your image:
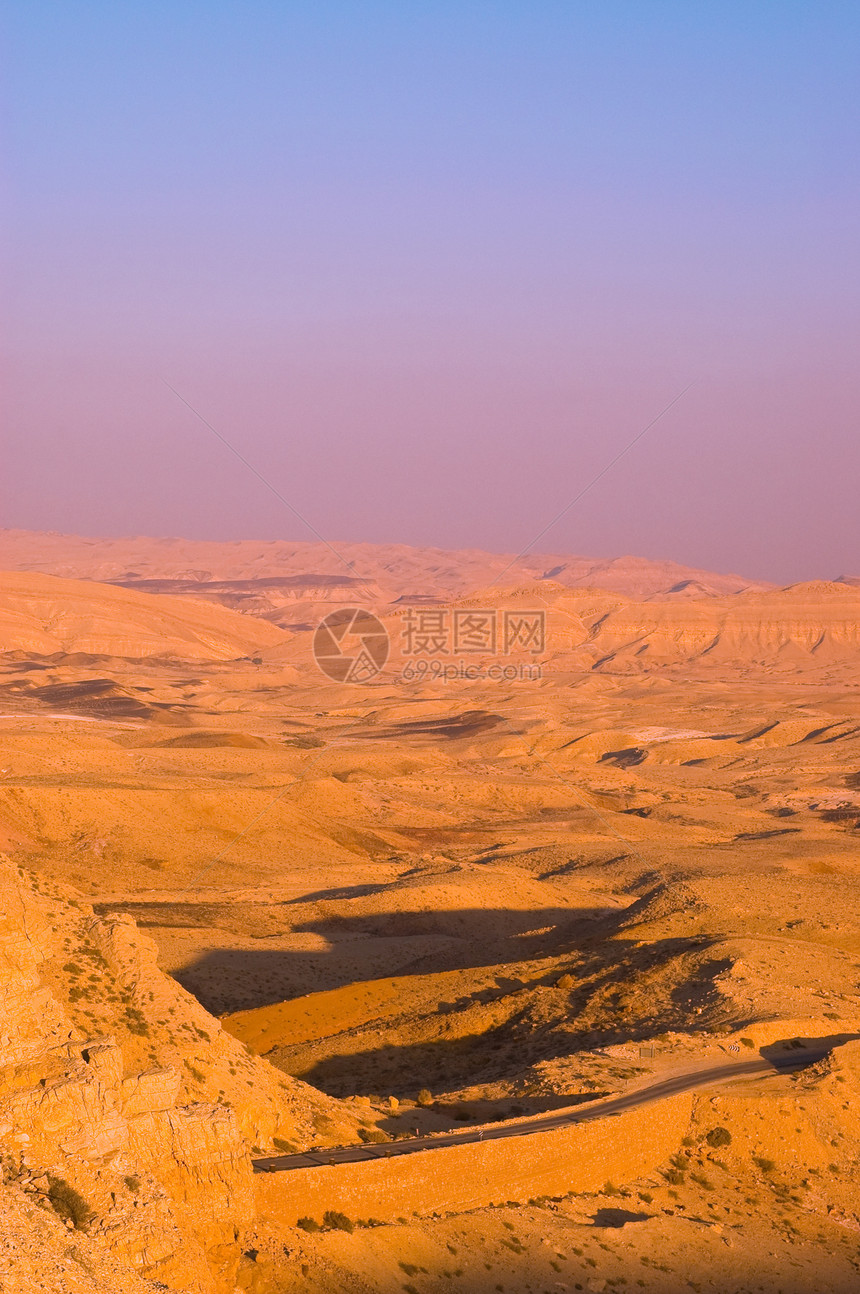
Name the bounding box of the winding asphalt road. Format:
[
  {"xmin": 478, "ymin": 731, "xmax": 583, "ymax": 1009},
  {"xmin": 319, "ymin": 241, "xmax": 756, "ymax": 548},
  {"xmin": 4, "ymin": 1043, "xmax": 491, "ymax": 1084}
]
[{"xmin": 253, "ymin": 1045, "xmax": 829, "ymax": 1174}]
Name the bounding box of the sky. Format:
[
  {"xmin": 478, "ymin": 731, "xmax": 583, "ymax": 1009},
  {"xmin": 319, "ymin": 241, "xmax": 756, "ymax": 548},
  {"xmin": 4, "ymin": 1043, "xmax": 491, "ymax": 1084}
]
[{"xmin": 3, "ymin": 1, "xmax": 859, "ymax": 582}]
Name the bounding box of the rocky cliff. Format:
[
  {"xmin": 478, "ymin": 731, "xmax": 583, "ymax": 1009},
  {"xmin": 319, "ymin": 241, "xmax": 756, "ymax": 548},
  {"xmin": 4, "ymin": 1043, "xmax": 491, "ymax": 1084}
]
[{"xmin": 0, "ymin": 856, "xmax": 357, "ymax": 1292}]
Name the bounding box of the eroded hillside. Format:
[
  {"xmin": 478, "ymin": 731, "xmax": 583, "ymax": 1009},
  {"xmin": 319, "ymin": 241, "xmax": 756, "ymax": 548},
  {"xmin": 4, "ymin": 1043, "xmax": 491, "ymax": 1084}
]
[{"xmin": 0, "ymin": 857, "xmax": 361, "ymax": 1293}]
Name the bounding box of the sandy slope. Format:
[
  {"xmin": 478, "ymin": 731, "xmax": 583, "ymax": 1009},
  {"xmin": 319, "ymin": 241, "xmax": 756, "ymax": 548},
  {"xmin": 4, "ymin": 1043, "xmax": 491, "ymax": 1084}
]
[{"xmin": 0, "ymin": 570, "xmax": 286, "ymax": 659}]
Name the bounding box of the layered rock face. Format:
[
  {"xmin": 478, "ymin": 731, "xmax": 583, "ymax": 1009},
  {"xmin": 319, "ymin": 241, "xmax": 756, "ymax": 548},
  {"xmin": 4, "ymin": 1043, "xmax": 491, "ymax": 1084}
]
[
  {"xmin": 0, "ymin": 857, "xmax": 252, "ymax": 1289},
  {"xmin": 0, "ymin": 857, "xmax": 354, "ymax": 1292},
  {"xmin": 547, "ymin": 580, "xmax": 860, "ymax": 672}
]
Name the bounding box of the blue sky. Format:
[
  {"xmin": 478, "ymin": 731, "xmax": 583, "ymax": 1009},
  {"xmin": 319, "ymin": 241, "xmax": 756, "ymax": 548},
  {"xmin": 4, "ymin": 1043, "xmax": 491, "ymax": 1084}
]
[{"xmin": 4, "ymin": 2, "xmax": 859, "ymax": 579}]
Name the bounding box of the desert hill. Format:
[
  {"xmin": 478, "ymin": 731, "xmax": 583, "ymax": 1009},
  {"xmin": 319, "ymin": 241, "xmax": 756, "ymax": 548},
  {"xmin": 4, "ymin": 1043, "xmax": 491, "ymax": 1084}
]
[
  {"xmin": 1, "ymin": 566, "xmax": 853, "ymax": 680},
  {"xmin": 246, "ymin": 577, "xmax": 860, "ymax": 681},
  {"xmin": 543, "ymin": 579, "xmax": 860, "ymax": 674},
  {"xmin": 0, "ymin": 570, "xmax": 286, "ymax": 660}
]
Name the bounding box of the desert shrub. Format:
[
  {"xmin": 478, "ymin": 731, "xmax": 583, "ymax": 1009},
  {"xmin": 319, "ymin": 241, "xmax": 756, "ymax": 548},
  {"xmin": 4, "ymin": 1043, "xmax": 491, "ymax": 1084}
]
[
  {"xmin": 312, "ymin": 1114, "xmax": 338, "ymax": 1135},
  {"xmin": 296, "ymin": 1216, "xmax": 319, "ymax": 1232},
  {"xmin": 663, "ymin": 1168, "xmax": 685, "ymax": 1185},
  {"xmin": 124, "ymin": 1006, "xmax": 150, "ymax": 1036},
  {"xmin": 754, "ymin": 1156, "xmax": 776, "ymax": 1174},
  {"xmin": 416, "ymin": 1088, "xmax": 433, "ymax": 1107},
  {"xmin": 706, "ymin": 1126, "xmax": 732, "ymax": 1148},
  {"xmin": 272, "ymin": 1137, "xmax": 297, "ymax": 1153},
  {"xmin": 820, "ymin": 806, "xmax": 860, "ymax": 823},
  {"xmin": 602, "ymin": 1181, "xmax": 619, "ymax": 1195},
  {"xmin": 47, "ymin": 1176, "xmax": 95, "ymax": 1231},
  {"xmin": 123, "ymin": 1175, "xmax": 141, "ymax": 1193},
  {"xmin": 358, "ymin": 1127, "xmax": 389, "ymax": 1144},
  {"xmin": 740, "ymin": 1037, "xmax": 755, "ymax": 1048},
  {"xmin": 323, "ymin": 1210, "xmax": 354, "ymax": 1233}
]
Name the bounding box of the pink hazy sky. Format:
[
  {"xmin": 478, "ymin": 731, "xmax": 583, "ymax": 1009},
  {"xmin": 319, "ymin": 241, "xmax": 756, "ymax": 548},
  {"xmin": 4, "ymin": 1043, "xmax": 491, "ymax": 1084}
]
[{"xmin": 4, "ymin": 3, "xmax": 859, "ymax": 583}]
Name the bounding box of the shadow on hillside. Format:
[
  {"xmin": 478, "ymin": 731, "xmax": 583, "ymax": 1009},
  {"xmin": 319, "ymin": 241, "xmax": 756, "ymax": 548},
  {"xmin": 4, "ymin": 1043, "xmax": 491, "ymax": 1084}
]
[
  {"xmin": 157, "ymin": 878, "xmax": 860, "ymax": 1097},
  {"xmin": 283, "ymin": 882, "xmax": 391, "ymax": 903},
  {"xmin": 291, "ymin": 1023, "xmax": 860, "ymax": 1101},
  {"xmin": 294, "ymin": 1021, "xmax": 540, "ymax": 1098},
  {"xmin": 592, "ymin": 1208, "xmax": 652, "ymax": 1227},
  {"xmin": 168, "ymin": 912, "xmax": 748, "ymax": 1098},
  {"xmin": 170, "ymin": 903, "xmax": 622, "ymax": 1013},
  {"xmin": 287, "ymin": 995, "xmax": 658, "ymax": 1098},
  {"xmin": 761, "ymin": 1032, "xmax": 860, "ymax": 1065},
  {"xmin": 414, "ymin": 1090, "xmax": 607, "ymax": 1127}
]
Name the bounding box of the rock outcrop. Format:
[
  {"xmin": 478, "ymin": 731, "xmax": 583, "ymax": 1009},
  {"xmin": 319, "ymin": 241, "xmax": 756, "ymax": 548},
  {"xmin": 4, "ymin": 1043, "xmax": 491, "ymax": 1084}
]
[{"xmin": 0, "ymin": 856, "xmax": 357, "ymax": 1292}]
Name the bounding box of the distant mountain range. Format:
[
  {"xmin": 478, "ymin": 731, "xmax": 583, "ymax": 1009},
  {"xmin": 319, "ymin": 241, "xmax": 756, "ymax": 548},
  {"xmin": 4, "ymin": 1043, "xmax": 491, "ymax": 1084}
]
[{"xmin": 0, "ymin": 529, "xmax": 773, "ymax": 622}]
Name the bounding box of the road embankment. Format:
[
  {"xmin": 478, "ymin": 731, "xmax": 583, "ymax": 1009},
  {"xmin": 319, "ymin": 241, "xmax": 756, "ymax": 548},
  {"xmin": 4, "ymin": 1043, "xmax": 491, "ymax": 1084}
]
[{"xmin": 255, "ymin": 1091, "xmax": 693, "ymax": 1225}]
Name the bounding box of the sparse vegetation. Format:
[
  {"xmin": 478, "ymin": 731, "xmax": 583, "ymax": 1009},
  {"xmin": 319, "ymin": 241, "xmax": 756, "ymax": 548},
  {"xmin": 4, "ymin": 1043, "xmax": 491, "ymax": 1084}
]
[
  {"xmin": 358, "ymin": 1127, "xmax": 390, "ymax": 1143},
  {"xmin": 47, "ymin": 1176, "xmax": 95, "ymax": 1231},
  {"xmin": 123, "ymin": 1004, "xmax": 150, "ymax": 1036},
  {"xmin": 323, "ymin": 1211, "xmax": 354, "ymax": 1233}
]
